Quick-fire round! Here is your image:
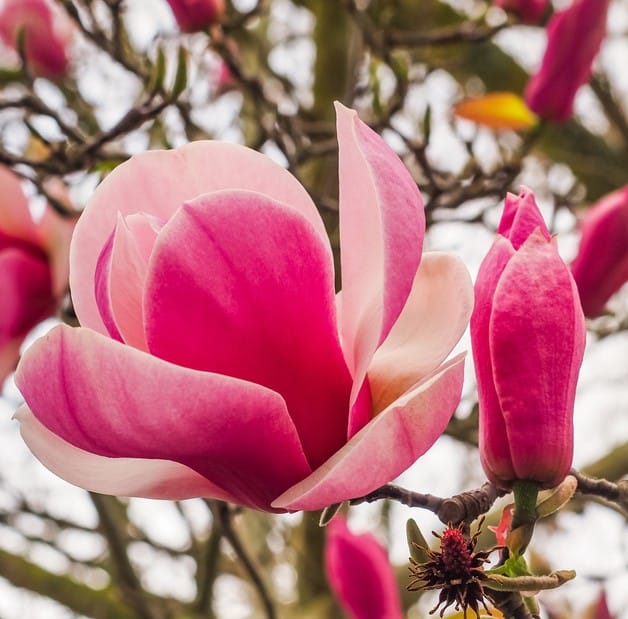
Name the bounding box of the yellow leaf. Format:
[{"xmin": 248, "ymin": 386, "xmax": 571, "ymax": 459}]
[{"xmin": 454, "ymin": 92, "xmax": 538, "ymax": 131}]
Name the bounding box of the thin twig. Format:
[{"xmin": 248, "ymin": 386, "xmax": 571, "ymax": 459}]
[{"xmin": 208, "ymin": 501, "xmax": 277, "ymax": 619}]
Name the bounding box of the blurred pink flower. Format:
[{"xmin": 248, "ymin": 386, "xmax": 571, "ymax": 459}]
[
  {"xmin": 15, "ymin": 104, "xmax": 473, "ymax": 512},
  {"xmin": 0, "ymin": 0, "xmax": 73, "ymax": 79},
  {"xmin": 593, "ymin": 591, "xmax": 614, "ymax": 619},
  {"xmin": 325, "ymin": 516, "xmax": 402, "ymax": 619},
  {"xmin": 525, "ymin": 0, "xmax": 610, "ymax": 122},
  {"xmin": 0, "ymin": 167, "xmax": 73, "ymax": 384},
  {"xmin": 493, "ymin": 0, "xmax": 549, "ymax": 23},
  {"xmin": 471, "ymin": 188, "xmax": 585, "ymax": 489},
  {"xmin": 165, "ymin": 0, "xmax": 225, "ymax": 32},
  {"xmin": 570, "ymin": 186, "xmax": 628, "ymax": 318}
]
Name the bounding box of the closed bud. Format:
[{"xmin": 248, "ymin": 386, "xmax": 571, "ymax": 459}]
[
  {"xmin": 570, "ymin": 186, "xmax": 628, "ymax": 318},
  {"xmin": 471, "ymin": 188, "xmax": 586, "ymax": 489}
]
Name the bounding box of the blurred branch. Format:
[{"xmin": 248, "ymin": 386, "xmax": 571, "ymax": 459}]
[
  {"xmin": 208, "ymin": 501, "xmax": 277, "ymax": 619},
  {"xmin": 0, "ymin": 547, "xmax": 136, "ymax": 619}
]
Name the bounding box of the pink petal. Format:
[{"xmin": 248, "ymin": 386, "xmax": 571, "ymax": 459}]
[
  {"xmin": 145, "ymin": 190, "xmax": 352, "ymax": 470},
  {"xmin": 490, "ymin": 232, "xmax": 585, "ymax": 486},
  {"xmin": 272, "ymin": 354, "xmax": 465, "ymax": 511},
  {"xmin": 0, "ymin": 166, "xmax": 39, "ymax": 244},
  {"xmin": 98, "ymin": 213, "xmax": 160, "ymax": 349},
  {"xmin": 0, "ymin": 336, "xmax": 22, "ymax": 385},
  {"xmin": 367, "ymin": 252, "xmax": 473, "ymax": 414},
  {"xmin": 15, "ymin": 325, "xmax": 313, "ymax": 511},
  {"xmin": 471, "ymin": 237, "xmax": 517, "ymax": 484},
  {"xmin": 325, "ymin": 516, "xmax": 403, "ymax": 619},
  {"xmin": 570, "ymin": 185, "xmax": 628, "ymax": 317},
  {"xmin": 71, "ymin": 141, "xmax": 324, "ymax": 335},
  {"xmin": 16, "ymin": 406, "xmax": 238, "ymax": 501},
  {"xmin": 36, "ymin": 203, "xmax": 75, "ymax": 298},
  {"xmin": 498, "ymin": 187, "xmax": 550, "ymax": 248},
  {"xmin": 335, "ymin": 103, "xmax": 424, "ymax": 414},
  {"xmin": 0, "ymin": 248, "xmax": 54, "ymax": 342},
  {"xmin": 525, "ymin": 0, "xmax": 610, "ymax": 122}
]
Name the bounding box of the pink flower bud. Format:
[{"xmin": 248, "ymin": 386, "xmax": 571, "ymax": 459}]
[
  {"xmin": 0, "ymin": 0, "xmax": 73, "ymax": 79},
  {"xmin": 493, "ymin": 0, "xmax": 549, "ymax": 23},
  {"xmin": 165, "ymin": 0, "xmax": 225, "ymax": 32},
  {"xmin": 570, "ymin": 186, "xmax": 628, "ymax": 318},
  {"xmin": 525, "ymin": 0, "xmax": 610, "ymax": 122},
  {"xmin": 325, "ymin": 516, "xmax": 403, "ymax": 619},
  {"xmin": 0, "ymin": 167, "xmax": 73, "ymax": 384},
  {"xmin": 471, "ymin": 188, "xmax": 586, "ymax": 489}
]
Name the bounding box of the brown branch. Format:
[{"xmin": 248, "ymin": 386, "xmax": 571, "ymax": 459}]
[
  {"xmin": 208, "ymin": 501, "xmax": 277, "ymax": 619},
  {"xmin": 351, "ymin": 482, "xmax": 507, "ymax": 525}
]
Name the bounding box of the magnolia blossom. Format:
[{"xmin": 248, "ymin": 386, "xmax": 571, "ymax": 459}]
[
  {"xmin": 0, "ymin": 0, "xmax": 73, "ymax": 79},
  {"xmin": 15, "ymin": 104, "xmax": 473, "ymax": 512},
  {"xmin": 165, "ymin": 0, "xmax": 225, "ymax": 32},
  {"xmin": 525, "ymin": 0, "xmax": 610, "ymax": 122},
  {"xmin": 493, "ymin": 0, "xmax": 548, "ymax": 23},
  {"xmin": 0, "ymin": 167, "xmax": 73, "ymax": 384},
  {"xmin": 570, "ymin": 186, "xmax": 628, "ymax": 318},
  {"xmin": 325, "ymin": 516, "xmax": 402, "ymax": 619},
  {"xmin": 471, "ymin": 188, "xmax": 585, "ymax": 489}
]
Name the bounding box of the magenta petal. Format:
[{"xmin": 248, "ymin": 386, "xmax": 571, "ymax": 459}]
[
  {"xmin": 335, "ymin": 103, "xmax": 424, "ymax": 391},
  {"xmin": 108, "ymin": 213, "xmax": 160, "ymax": 349},
  {"xmin": 325, "ymin": 516, "xmax": 403, "ymax": 619},
  {"xmin": 498, "ymin": 187, "xmax": 550, "ymax": 248},
  {"xmin": 0, "ymin": 248, "xmax": 54, "ymax": 342},
  {"xmin": 490, "ymin": 232, "xmax": 585, "ymax": 485},
  {"xmin": 16, "ymin": 406, "xmax": 239, "ymax": 501},
  {"xmin": 471, "ymin": 237, "xmax": 517, "ymax": 484},
  {"xmin": 71, "ymin": 141, "xmax": 323, "ymax": 334},
  {"xmin": 145, "ymin": 190, "xmax": 352, "ymax": 470},
  {"xmin": 15, "ymin": 325, "xmax": 312, "ymax": 511},
  {"xmin": 0, "ymin": 166, "xmax": 39, "ymax": 243},
  {"xmin": 272, "ymin": 354, "xmax": 465, "ymax": 511}
]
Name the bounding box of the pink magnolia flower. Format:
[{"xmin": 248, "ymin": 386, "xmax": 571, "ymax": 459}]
[
  {"xmin": 493, "ymin": 0, "xmax": 549, "ymax": 23},
  {"xmin": 570, "ymin": 186, "xmax": 628, "ymax": 318},
  {"xmin": 525, "ymin": 0, "xmax": 610, "ymax": 122},
  {"xmin": 0, "ymin": 167, "xmax": 73, "ymax": 384},
  {"xmin": 325, "ymin": 516, "xmax": 403, "ymax": 619},
  {"xmin": 593, "ymin": 591, "xmax": 614, "ymax": 619},
  {"xmin": 0, "ymin": 0, "xmax": 73, "ymax": 79},
  {"xmin": 471, "ymin": 188, "xmax": 585, "ymax": 490},
  {"xmin": 165, "ymin": 0, "xmax": 225, "ymax": 32},
  {"xmin": 15, "ymin": 104, "xmax": 473, "ymax": 512}
]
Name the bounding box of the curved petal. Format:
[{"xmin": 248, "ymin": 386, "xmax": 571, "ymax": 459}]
[
  {"xmin": 16, "ymin": 406, "xmax": 239, "ymax": 501},
  {"xmin": 367, "ymin": 252, "xmax": 473, "ymax": 414},
  {"xmin": 15, "ymin": 325, "xmax": 313, "ymax": 511},
  {"xmin": 335, "ymin": 104, "xmax": 425, "ymax": 411},
  {"xmin": 36, "ymin": 204, "xmax": 75, "ymax": 297},
  {"xmin": 0, "ymin": 166, "xmax": 39, "ymax": 243},
  {"xmin": 108, "ymin": 213, "xmax": 160, "ymax": 349},
  {"xmin": 471, "ymin": 237, "xmax": 516, "ymax": 485},
  {"xmin": 0, "ymin": 336, "xmax": 22, "ymax": 385},
  {"xmin": 490, "ymin": 232, "xmax": 585, "ymax": 486},
  {"xmin": 272, "ymin": 354, "xmax": 465, "ymax": 511},
  {"xmin": 0, "ymin": 248, "xmax": 54, "ymax": 340},
  {"xmin": 325, "ymin": 516, "xmax": 403, "ymax": 619},
  {"xmin": 71, "ymin": 141, "xmax": 323, "ymax": 334},
  {"xmin": 145, "ymin": 190, "xmax": 352, "ymax": 470},
  {"xmin": 499, "ymin": 188, "xmax": 550, "ymax": 248}
]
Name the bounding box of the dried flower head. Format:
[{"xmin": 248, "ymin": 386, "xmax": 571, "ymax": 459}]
[{"xmin": 408, "ymin": 522, "xmax": 493, "ymax": 618}]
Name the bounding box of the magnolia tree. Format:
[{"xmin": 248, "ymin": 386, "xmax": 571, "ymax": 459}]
[{"xmin": 0, "ymin": 0, "xmax": 626, "ymax": 618}]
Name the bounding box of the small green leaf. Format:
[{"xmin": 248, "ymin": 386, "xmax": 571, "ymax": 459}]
[
  {"xmin": 170, "ymin": 46, "xmax": 188, "ymax": 100},
  {"xmin": 319, "ymin": 502, "xmax": 344, "ymax": 527},
  {"xmin": 406, "ymin": 519, "xmax": 430, "ymax": 564}
]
